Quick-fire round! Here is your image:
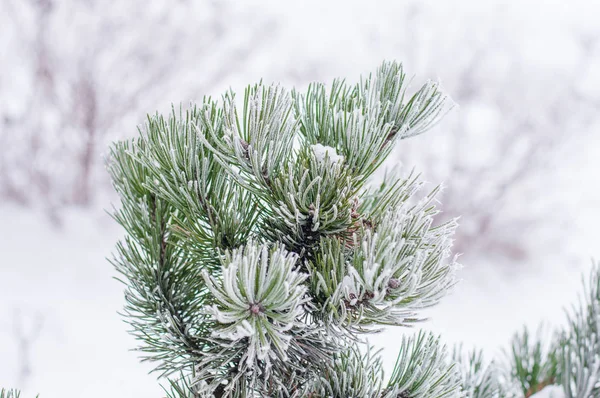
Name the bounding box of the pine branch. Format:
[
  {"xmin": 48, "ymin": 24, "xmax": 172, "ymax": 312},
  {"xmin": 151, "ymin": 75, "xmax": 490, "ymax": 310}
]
[
  {"xmin": 558, "ymin": 262, "xmax": 600, "ymax": 397},
  {"xmin": 293, "ymin": 61, "xmax": 453, "ymax": 181},
  {"xmin": 103, "ymin": 59, "xmax": 600, "ymax": 398},
  {"xmin": 382, "ymin": 331, "xmax": 463, "ymax": 398},
  {"xmin": 108, "ymin": 60, "xmax": 461, "ymax": 396},
  {"xmin": 109, "ymin": 139, "xmax": 211, "ymax": 376},
  {"xmin": 308, "ymin": 343, "xmax": 384, "ymax": 398},
  {"xmin": 503, "ymin": 326, "xmax": 559, "ymax": 397},
  {"xmin": 0, "ymin": 389, "xmax": 38, "ymax": 398},
  {"xmin": 308, "ymin": 176, "xmax": 458, "ymax": 331},
  {"xmin": 453, "ymin": 345, "xmax": 504, "ymax": 398},
  {"xmin": 0, "ymin": 390, "xmax": 20, "ymax": 398}
]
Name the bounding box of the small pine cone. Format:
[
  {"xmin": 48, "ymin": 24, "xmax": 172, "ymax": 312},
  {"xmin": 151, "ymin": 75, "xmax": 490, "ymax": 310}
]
[
  {"xmin": 249, "ymin": 303, "xmax": 264, "ymax": 315},
  {"xmin": 239, "ymin": 138, "xmax": 250, "ymax": 158},
  {"xmin": 351, "ymin": 197, "xmax": 360, "ymax": 219},
  {"xmin": 385, "ymin": 125, "xmax": 399, "ymax": 144},
  {"xmin": 345, "ymin": 293, "xmax": 359, "ymax": 308},
  {"xmin": 261, "ymin": 164, "xmax": 272, "ymax": 187},
  {"xmin": 362, "ymin": 218, "xmax": 375, "ymax": 230}
]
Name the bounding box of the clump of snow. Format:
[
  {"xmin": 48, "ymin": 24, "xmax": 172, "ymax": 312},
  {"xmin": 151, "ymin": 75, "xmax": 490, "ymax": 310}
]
[
  {"xmin": 528, "ymin": 385, "xmax": 566, "ymax": 398},
  {"xmin": 211, "ymin": 318, "xmax": 255, "ymax": 341},
  {"xmin": 311, "ymin": 144, "xmax": 344, "ymax": 164}
]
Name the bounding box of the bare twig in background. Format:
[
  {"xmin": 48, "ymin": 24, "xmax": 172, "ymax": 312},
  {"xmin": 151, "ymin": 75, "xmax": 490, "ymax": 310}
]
[
  {"xmin": 1, "ymin": 0, "xmax": 598, "ymax": 267},
  {"xmin": 12, "ymin": 309, "xmax": 44, "ymax": 388},
  {"xmin": 0, "ymin": 0, "xmax": 276, "ymax": 211},
  {"xmin": 383, "ymin": 5, "xmax": 600, "ymax": 264}
]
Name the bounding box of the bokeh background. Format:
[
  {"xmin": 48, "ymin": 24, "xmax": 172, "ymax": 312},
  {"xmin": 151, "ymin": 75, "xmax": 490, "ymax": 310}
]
[{"xmin": 1, "ymin": 0, "xmax": 599, "ymax": 396}]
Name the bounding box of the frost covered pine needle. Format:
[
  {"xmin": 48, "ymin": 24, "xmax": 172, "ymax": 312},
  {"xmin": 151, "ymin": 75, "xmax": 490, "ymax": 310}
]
[{"xmin": 104, "ymin": 60, "xmax": 599, "ymax": 398}]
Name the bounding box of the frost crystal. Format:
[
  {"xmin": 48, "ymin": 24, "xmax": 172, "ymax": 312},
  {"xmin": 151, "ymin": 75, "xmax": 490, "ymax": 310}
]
[
  {"xmin": 109, "ymin": 61, "xmax": 467, "ymax": 397},
  {"xmin": 202, "ymin": 242, "xmax": 308, "ymax": 368}
]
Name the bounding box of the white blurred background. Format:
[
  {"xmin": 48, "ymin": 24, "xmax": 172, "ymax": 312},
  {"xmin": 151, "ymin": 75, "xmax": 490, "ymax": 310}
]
[{"xmin": 1, "ymin": 0, "xmax": 599, "ymax": 396}]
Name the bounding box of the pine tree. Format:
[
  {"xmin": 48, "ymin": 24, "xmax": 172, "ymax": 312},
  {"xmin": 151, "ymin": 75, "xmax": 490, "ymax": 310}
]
[
  {"xmin": 1, "ymin": 63, "xmax": 598, "ymax": 398},
  {"xmin": 101, "ymin": 61, "xmax": 600, "ymax": 397},
  {"xmin": 106, "ymin": 61, "xmax": 460, "ymax": 397}
]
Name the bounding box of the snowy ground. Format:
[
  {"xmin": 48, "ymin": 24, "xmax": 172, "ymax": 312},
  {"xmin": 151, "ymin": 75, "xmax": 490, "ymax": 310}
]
[
  {"xmin": 0, "ymin": 206, "xmax": 161, "ymax": 396},
  {"xmin": 1, "ymin": 178, "xmax": 597, "ymax": 397}
]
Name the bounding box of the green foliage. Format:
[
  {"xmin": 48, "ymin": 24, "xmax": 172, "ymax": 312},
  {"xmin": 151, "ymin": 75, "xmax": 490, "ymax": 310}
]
[
  {"xmin": 307, "ymin": 180, "xmax": 458, "ymax": 331},
  {"xmin": 559, "ymin": 265, "xmax": 600, "ymax": 397},
  {"xmin": 0, "ymin": 390, "xmax": 20, "ymax": 398},
  {"xmin": 504, "ymin": 326, "xmax": 559, "ymax": 397},
  {"xmin": 453, "ymin": 346, "xmax": 503, "ymax": 398},
  {"xmin": 0, "ymin": 389, "xmax": 38, "ymax": 398},
  {"xmin": 450, "ymin": 261, "xmax": 600, "ymax": 398},
  {"xmin": 108, "ymin": 59, "xmax": 600, "ymax": 398},
  {"xmin": 383, "ymin": 331, "xmax": 462, "ymax": 398},
  {"xmin": 203, "ymin": 243, "xmax": 309, "ymax": 365},
  {"xmin": 109, "ymin": 60, "xmax": 459, "ymax": 397},
  {"xmin": 293, "ymin": 61, "xmax": 450, "ymax": 181},
  {"xmin": 308, "ymin": 344, "xmax": 385, "ymax": 398}
]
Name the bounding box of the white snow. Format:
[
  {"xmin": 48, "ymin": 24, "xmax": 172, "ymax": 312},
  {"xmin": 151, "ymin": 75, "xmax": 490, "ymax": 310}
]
[
  {"xmin": 0, "ymin": 206, "xmax": 161, "ymax": 397},
  {"xmin": 1, "ymin": 192, "xmax": 597, "ymax": 397},
  {"xmin": 311, "ymin": 144, "xmax": 344, "ymax": 164},
  {"xmin": 529, "ymin": 385, "xmax": 566, "ymax": 398},
  {"xmin": 1, "ymin": 0, "xmax": 600, "ymax": 396}
]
